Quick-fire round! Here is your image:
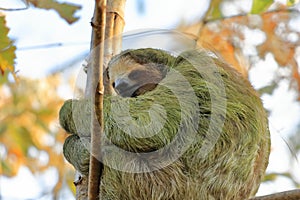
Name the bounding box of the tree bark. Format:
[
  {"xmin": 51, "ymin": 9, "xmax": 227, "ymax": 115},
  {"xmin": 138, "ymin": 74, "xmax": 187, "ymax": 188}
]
[
  {"xmin": 74, "ymin": 0, "xmax": 126, "ymax": 199},
  {"xmin": 87, "ymin": 0, "xmax": 107, "ymax": 199},
  {"xmin": 250, "ymin": 189, "xmax": 300, "ymax": 200}
]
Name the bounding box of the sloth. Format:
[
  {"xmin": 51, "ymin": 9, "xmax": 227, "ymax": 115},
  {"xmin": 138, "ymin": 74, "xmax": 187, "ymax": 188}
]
[{"xmin": 60, "ymin": 48, "xmax": 270, "ymax": 200}]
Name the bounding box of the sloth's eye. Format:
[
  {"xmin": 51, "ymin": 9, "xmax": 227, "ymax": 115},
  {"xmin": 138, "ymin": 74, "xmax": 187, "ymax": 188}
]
[{"xmin": 112, "ymin": 82, "xmax": 115, "ymax": 88}]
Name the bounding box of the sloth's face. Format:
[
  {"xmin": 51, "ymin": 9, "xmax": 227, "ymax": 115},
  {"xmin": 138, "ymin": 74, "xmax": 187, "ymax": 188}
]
[{"xmin": 108, "ymin": 56, "xmax": 164, "ymax": 97}]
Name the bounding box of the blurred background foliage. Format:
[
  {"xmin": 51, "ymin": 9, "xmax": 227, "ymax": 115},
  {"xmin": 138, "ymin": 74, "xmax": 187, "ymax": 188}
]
[{"xmin": 0, "ymin": 0, "xmax": 299, "ymax": 199}]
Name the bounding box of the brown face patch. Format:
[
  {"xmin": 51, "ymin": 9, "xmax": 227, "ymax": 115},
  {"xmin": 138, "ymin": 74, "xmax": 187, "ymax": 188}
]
[
  {"xmin": 108, "ymin": 56, "xmax": 166, "ymax": 97},
  {"xmin": 128, "ymin": 69, "xmax": 144, "ymax": 80},
  {"xmin": 128, "ymin": 69, "xmax": 162, "ymax": 83},
  {"xmin": 127, "ymin": 68, "xmax": 163, "ymax": 97}
]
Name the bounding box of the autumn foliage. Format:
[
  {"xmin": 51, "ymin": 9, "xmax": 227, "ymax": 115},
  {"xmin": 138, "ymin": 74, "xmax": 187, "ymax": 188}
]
[{"xmin": 179, "ymin": 7, "xmax": 300, "ymax": 99}]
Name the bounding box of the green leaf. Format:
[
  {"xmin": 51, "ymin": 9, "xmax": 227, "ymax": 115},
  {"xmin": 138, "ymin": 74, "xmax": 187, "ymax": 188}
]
[
  {"xmin": 251, "ymin": 0, "xmax": 274, "ymax": 14},
  {"xmin": 28, "ymin": 0, "xmax": 81, "ymax": 24},
  {"xmin": 9, "ymin": 125, "xmax": 35, "ymax": 154},
  {"xmin": 1, "ymin": 160, "xmax": 13, "ymax": 177},
  {"xmin": 287, "ymin": 0, "xmax": 297, "ymax": 6},
  {"xmin": 0, "ymin": 15, "xmax": 16, "ymax": 79},
  {"xmin": 204, "ymin": 0, "xmax": 223, "ymax": 20}
]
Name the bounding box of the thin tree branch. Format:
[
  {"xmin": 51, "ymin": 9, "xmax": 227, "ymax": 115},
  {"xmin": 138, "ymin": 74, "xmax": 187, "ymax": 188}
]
[
  {"xmin": 87, "ymin": 0, "xmax": 107, "ymax": 200},
  {"xmin": 48, "ymin": 51, "xmax": 89, "ymax": 75},
  {"xmin": 106, "ymin": 0, "xmax": 126, "ymax": 56},
  {"xmin": 75, "ymin": 1, "xmax": 126, "ymax": 199},
  {"xmin": 0, "ymin": 7, "xmax": 28, "ymax": 11},
  {"xmin": 0, "ymin": 0, "xmax": 28, "ymax": 11},
  {"xmin": 250, "ymin": 189, "xmax": 300, "ymax": 200},
  {"xmin": 203, "ymin": 8, "xmax": 300, "ymax": 25},
  {"xmin": 103, "ymin": 0, "xmax": 126, "ymax": 94},
  {"xmin": 18, "ymin": 42, "xmax": 89, "ymax": 51}
]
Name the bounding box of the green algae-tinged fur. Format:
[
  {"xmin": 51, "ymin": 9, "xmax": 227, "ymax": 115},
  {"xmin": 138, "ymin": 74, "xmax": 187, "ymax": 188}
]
[{"xmin": 60, "ymin": 48, "xmax": 270, "ymax": 200}]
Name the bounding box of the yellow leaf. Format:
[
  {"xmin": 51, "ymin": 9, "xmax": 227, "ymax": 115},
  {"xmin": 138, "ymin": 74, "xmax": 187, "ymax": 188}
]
[
  {"xmin": 27, "ymin": 0, "xmax": 81, "ymax": 24},
  {"xmin": 251, "ymin": 0, "xmax": 274, "ymax": 14},
  {"xmin": 205, "ymin": 0, "xmax": 223, "ymax": 20},
  {"xmin": 287, "ymin": 0, "xmax": 298, "ymax": 6},
  {"xmin": 0, "ymin": 15, "xmax": 16, "ymax": 78}
]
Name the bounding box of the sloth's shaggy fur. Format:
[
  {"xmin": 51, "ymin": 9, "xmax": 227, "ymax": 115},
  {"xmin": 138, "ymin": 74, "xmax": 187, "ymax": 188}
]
[{"xmin": 59, "ymin": 48, "xmax": 270, "ymax": 200}]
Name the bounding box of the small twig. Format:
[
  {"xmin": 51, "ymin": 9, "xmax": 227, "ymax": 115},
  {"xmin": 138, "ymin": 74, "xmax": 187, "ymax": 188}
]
[
  {"xmin": 0, "ymin": 7, "xmax": 28, "ymax": 11},
  {"xmin": 250, "ymin": 189, "xmax": 300, "ymax": 200},
  {"xmin": 17, "ymin": 42, "xmax": 89, "ymax": 51},
  {"xmin": 0, "ymin": 0, "xmax": 29, "ymax": 11},
  {"xmin": 203, "ymin": 8, "xmax": 300, "ymax": 25}
]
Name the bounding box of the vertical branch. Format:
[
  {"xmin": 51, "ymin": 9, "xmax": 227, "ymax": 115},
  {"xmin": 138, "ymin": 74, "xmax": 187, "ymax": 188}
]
[
  {"xmin": 87, "ymin": 0, "xmax": 107, "ymax": 200},
  {"xmin": 75, "ymin": 1, "xmax": 126, "ymax": 199},
  {"xmin": 106, "ymin": 0, "xmax": 126, "ymax": 56},
  {"xmin": 103, "ymin": 0, "xmax": 127, "ymax": 95}
]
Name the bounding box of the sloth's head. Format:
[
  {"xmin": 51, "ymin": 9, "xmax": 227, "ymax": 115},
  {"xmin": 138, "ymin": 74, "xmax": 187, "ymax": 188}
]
[{"xmin": 107, "ymin": 48, "xmax": 173, "ymax": 97}]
